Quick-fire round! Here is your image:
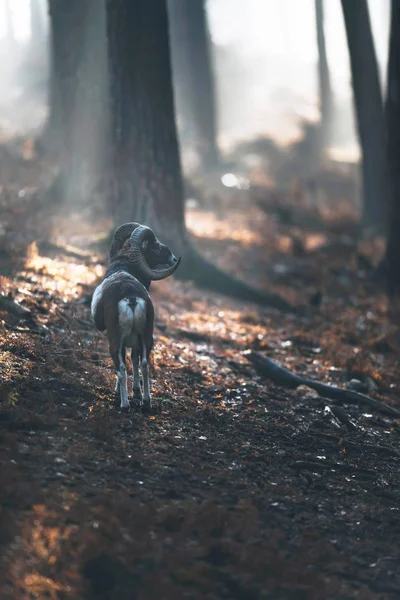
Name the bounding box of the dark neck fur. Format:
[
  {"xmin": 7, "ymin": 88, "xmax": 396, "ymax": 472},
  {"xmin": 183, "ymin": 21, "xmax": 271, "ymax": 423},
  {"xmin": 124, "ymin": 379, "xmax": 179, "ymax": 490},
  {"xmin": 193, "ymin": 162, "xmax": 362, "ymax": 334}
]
[{"xmin": 105, "ymin": 258, "xmax": 151, "ymax": 290}]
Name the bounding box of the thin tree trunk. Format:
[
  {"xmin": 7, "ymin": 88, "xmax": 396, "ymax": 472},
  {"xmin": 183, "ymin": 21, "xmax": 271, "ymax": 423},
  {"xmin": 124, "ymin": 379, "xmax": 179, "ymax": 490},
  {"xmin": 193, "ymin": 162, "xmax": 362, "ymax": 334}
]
[
  {"xmin": 315, "ymin": 0, "xmax": 333, "ymax": 155},
  {"xmin": 30, "ymin": 0, "xmax": 45, "ymax": 56},
  {"xmin": 105, "ymin": 0, "xmax": 291, "ymax": 310},
  {"xmin": 42, "ymin": 0, "xmax": 61, "ymax": 154},
  {"xmin": 3, "ymin": 0, "xmax": 15, "ymax": 46},
  {"xmin": 341, "ymin": 0, "xmax": 386, "ymax": 230},
  {"xmin": 168, "ymin": 0, "xmax": 221, "ymax": 172},
  {"xmin": 381, "ymin": 0, "xmax": 400, "ymax": 296}
]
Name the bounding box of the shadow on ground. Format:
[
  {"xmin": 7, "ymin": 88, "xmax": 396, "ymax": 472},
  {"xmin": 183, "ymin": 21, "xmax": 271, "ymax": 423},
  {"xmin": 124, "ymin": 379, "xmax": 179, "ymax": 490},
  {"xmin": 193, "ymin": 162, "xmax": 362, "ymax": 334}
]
[{"xmin": 0, "ymin": 213, "xmax": 400, "ymax": 600}]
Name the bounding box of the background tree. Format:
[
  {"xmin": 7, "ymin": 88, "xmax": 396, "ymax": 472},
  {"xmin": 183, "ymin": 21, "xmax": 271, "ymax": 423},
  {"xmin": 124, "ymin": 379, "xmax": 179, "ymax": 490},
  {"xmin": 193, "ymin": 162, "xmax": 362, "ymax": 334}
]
[
  {"xmin": 3, "ymin": 0, "xmax": 16, "ymax": 47},
  {"xmin": 315, "ymin": 0, "xmax": 333, "ymax": 158},
  {"xmin": 341, "ymin": 0, "xmax": 386, "ymax": 230},
  {"xmin": 30, "ymin": 0, "xmax": 46, "ymax": 57},
  {"xmin": 168, "ymin": 0, "xmax": 221, "ymax": 172},
  {"xmin": 381, "ymin": 0, "xmax": 400, "ymax": 296},
  {"xmin": 106, "ymin": 0, "xmax": 290, "ymax": 310},
  {"xmin": 43, "ymin": 0, "xmax": 108, "ymax": 207},
  {"xmin": 44, "ymin": 0, "xmax": 89, "ymax": 156}
]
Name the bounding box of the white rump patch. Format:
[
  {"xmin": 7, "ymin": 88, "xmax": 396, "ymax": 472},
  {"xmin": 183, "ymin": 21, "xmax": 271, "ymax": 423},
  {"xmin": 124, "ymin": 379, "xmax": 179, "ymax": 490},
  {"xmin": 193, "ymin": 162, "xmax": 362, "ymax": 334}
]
[
  {"xmin": 118, "ymin": 297, "xmax": 147, "ymax": 339},
  {"xmin": 118, "ymin": 299, "xmax": 134, "ymax": 337},
  {"xmin": 132, "ymin": 298, "xmax": 147, "ymax": 331}
]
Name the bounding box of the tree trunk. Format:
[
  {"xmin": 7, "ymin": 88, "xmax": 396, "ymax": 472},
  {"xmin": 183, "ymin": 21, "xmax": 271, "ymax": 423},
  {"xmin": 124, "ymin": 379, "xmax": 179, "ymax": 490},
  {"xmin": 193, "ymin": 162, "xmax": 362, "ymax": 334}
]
[
  {"xmin": 44, "ymin": 0, "xmax": 108, "ymax": 207},
  {"xmin": 315, "ymin": 0, "xmax": 333, "ymax": 155},
  {"xmin": 3, "ymin": 0, "xmax": 15, "ymax": 45},
  {"xmin": 44, "ymin": 0, "xmax": 87, "ymax": 156},
  {"xmin": 30, "ymin": 0, "xmax": 45, "ymax": 57},
  {"xmin": 381, "ymin": 0, "xmax": 400, "ymax": 296},
  {"xmin": 341, "ymin": 0, "xmax": 386, "ymax": 230},
  {"xmin": 168, "ymin": 0, "xmax": 221, "ymax": 172},
  {"xmin": 106, "ymin": 0, "xmax": 186, "ymax": 236},
  {"xmin": 105, "ymin": 0, "xmax": 292, "ymax": 311}
]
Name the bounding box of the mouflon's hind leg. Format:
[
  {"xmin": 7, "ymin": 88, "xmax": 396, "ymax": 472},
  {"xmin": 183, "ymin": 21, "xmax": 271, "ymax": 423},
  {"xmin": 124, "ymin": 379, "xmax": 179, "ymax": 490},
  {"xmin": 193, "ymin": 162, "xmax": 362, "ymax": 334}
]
[
  {"xmin": 114, "ymin": 345, "xmax": 125, "ymax": 401},
  {"xmin": 110, "ymin": 341, "xmax": 130, "ymax": 410},
  {"xmin": 131, "ymin": 344, "xmax": 142, "ymax": 406},
  {"xmin": 141, "ymin": 344, "xmax": 152, "ymax": 413}
]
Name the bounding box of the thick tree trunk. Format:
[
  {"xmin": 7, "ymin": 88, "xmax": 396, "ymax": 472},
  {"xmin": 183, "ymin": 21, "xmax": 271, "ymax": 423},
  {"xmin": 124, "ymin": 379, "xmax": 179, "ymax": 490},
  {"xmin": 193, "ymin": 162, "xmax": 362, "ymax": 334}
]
[
  {"xmin": 341, "ymin": 0, "xmax": 386, "ymax": 230},
  {"xmin": 106, "ymin": 0, "xmax": 186, "ymax": 236},
  {"xmin": 44, "ymin": 0, "xmax": 108, "ymax": 206},
  {"xmin": 105, "ymin": 0, "xmax": 292, "ymax": 311},
  {"xmin": 315, "ymin": 0, "xmax": 333, "ymax": 155},
  {"xmin": 168, "ymin": 0, "xmax": 221, "ymax": 172},
  {"xmin": 381, "ymin": 1, "xmax": 400, "ymax": 296}
]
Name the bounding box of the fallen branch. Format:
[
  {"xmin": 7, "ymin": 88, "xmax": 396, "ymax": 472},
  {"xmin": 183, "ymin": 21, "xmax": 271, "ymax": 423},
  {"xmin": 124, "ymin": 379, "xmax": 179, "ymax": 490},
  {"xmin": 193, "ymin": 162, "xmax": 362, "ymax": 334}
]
[{"xmin": 245, "ymin": 350, "xmax": 400, "ymax": 418}]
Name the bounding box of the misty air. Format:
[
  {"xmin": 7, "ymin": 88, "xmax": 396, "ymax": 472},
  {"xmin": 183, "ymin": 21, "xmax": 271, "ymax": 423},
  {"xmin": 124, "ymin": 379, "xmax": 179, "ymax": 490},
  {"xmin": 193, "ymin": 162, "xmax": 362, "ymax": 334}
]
[{"xmin": 0, "ymin": 1, "xmax": 399, "ymax": 599}]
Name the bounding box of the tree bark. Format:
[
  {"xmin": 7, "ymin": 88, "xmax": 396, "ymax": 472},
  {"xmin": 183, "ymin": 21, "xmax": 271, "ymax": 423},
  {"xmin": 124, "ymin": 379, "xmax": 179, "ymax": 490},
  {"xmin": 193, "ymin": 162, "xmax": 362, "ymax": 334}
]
[
  {"xmin": 106, "ymin": 0, "xmax": 186, "ymax": 235},
  {"xmin": 43, "ymin": 0, "xmax": 108, "ymax": 206},
  {"xmin": 168, "ymin": 0, "xmax": 221, "ymax": 172},
  {"xmin": 315, "ymin": 0, "xmax": 333, "ymax": 155},
  {"xmin": 44, "ymin": 0, "xmax": 88, "ymax": 156},
  {"xmin": 381, "ymin": 1, "xmax": 400, "ymax": 296},
  {"xmin": 30, "ymin": 0, "xmax": 46, "ymax": 56},
  {"xmin": 341, "ymin": 0, "xmax": 386, "ymax": 230},
  {"xmin": 105, "ymin": 0, "xmax": 292, "ymax": 311}
]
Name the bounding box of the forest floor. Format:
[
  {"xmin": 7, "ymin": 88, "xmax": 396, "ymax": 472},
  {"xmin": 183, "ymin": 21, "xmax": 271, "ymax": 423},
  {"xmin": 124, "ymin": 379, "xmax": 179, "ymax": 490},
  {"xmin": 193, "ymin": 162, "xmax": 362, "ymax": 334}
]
[{"xmin": 1, "ymin": 169, "xmax": 400, "ymax": 599}]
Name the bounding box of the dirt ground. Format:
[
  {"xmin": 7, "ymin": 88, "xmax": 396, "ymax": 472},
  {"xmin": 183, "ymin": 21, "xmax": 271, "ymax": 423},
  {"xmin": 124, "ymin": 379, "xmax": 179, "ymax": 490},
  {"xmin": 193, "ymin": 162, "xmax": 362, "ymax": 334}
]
[{"xmin": 1, "ymin": 189, "xmax": 400, "ymax": 599}]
